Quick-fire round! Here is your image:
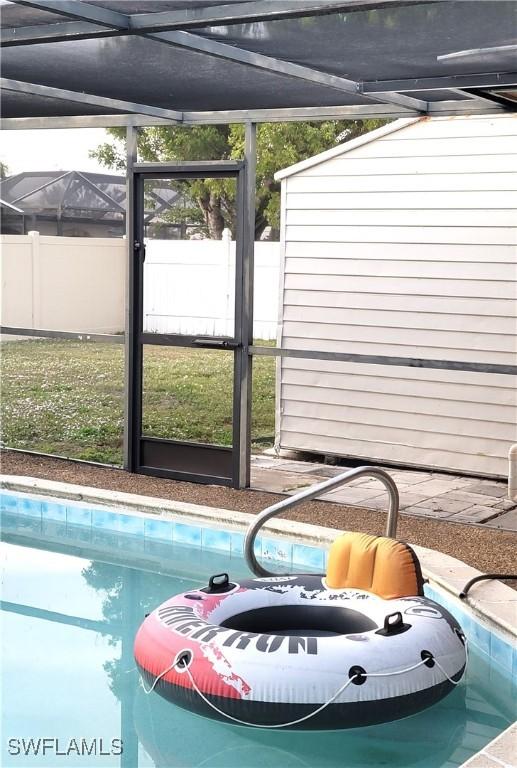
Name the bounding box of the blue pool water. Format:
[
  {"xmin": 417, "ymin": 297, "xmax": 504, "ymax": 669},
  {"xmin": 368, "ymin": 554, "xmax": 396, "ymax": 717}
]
[{"xmin": 1, "ymin": 502, "xmax": 515, "ymax": 768}]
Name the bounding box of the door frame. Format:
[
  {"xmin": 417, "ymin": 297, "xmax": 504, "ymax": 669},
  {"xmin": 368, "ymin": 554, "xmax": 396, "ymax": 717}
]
[{"xmin": 126, "ymin": 160, "xmax": 252, "ymax": 488}]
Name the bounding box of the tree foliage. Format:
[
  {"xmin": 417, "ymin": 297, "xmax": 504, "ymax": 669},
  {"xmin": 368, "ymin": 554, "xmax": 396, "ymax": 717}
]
[{"xmin": 91, "ymin": 120, "xmax": 387, "ymax": 239}]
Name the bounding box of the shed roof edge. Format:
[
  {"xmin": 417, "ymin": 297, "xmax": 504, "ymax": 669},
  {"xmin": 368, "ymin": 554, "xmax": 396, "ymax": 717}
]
[{"xmin": 274, "ymin": 117, "xmax": 424, "ymax": 180}]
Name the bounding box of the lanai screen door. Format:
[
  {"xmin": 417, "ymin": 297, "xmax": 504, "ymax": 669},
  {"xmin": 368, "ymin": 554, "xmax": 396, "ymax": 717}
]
[{"xmin": 127, "ymin": 161, "xmax": 251, "ymax": 488}]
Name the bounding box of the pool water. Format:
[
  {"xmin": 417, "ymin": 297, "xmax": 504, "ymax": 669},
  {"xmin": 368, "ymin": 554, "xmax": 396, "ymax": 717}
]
[{"xmin": 1, "ymin": 517, "xmax": 515, "ymax": 768}]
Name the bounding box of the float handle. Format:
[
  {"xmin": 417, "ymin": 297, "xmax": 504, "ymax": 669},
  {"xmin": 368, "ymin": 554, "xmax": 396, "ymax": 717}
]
[{"xmin": 204, "ymin": 573, "xmax": 234, "ymax": 593}]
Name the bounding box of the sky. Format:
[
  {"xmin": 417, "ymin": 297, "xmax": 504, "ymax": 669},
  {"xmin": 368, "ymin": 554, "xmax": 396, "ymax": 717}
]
[{"xmin": 0, "ymin": 128, "xmax": 111, "ymax": 177}]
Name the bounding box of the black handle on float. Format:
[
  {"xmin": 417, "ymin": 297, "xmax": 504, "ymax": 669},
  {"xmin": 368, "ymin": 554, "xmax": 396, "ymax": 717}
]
[
  {"xmin": 384, "ymin": 612, "xmax": 403, "ymax": 632},
  {"xmin": 206, "ymin": 573, "xmax": 231, "ymax": 593},
  {"xmin": 376, "ymin": 610, "xmax": 410, "ymax": 637}
]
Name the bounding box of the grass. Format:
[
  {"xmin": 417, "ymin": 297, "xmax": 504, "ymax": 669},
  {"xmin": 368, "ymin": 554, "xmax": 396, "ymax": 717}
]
[{"xmin": 1, "ymin": 340, "xmax": 275, "ymax": 465}]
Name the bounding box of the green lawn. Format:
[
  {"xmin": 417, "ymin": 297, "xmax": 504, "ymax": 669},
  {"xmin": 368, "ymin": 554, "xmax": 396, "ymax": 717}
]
[{"xmin": 1, "ymin": 340, "xmax": 275, "ymax": 465}]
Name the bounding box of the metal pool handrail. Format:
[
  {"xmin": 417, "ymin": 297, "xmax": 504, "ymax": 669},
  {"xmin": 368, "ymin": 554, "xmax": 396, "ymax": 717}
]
[{"xmin": 244, "ymin": 466, "xmax": 400, "ymax": 577}]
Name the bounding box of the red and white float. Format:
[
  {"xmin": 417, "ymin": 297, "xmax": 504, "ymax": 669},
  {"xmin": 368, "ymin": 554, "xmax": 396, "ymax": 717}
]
[{"xmin": 134, "ymin": 572, "xmax": 467, "ymax": 730}]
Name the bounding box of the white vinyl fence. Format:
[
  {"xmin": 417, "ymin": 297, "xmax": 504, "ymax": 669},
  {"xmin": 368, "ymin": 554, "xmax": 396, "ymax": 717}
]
[
  {"xmin": 1, "ymin": 233, "xmax": 281, "ymax": 340},
  {"xmin": 0, "ymin": 232, "xmax": 126, "ymax": 333},
  {"xmin": 143, "ymin": 236, "xmax": 280, "ymax": 339}
]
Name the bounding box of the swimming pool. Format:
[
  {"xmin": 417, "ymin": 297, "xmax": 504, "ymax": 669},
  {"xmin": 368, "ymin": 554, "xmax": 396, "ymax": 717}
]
[{"xmin": 1, "ymin": 491, "xmax": 515, "ymax": 768}]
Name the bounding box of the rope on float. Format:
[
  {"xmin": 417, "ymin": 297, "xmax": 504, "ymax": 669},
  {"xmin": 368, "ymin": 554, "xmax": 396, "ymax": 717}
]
[
  {"xmin": 140, "ymin": 644, "xmax": 467, "ymax": 729},
  {"xmin": 140, "ymin": 654, "xmax": 183, "ymax": 695}
]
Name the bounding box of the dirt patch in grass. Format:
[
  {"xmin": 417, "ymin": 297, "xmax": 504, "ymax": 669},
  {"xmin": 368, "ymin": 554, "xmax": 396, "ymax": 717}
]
[{"xmin": 2, "ymin": 450, "xmax": 515, "ymax": 585}]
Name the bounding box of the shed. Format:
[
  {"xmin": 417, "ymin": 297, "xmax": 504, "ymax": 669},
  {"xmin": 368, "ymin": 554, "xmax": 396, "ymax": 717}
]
[{"xmin": 274, "ymin": 115, "xmax": 517, "ymax": 478}]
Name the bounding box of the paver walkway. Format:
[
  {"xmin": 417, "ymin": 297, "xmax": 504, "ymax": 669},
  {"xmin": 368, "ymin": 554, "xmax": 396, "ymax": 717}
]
[{"xmin": 250, "ymin": 455, "xmax": 516, "ymax": 531}]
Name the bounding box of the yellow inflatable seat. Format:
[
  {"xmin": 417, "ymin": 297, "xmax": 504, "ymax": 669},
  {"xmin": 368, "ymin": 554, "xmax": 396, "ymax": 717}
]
[{"xmin": 326, "ymin": 532, "xmax": 424, "ymax": 599}]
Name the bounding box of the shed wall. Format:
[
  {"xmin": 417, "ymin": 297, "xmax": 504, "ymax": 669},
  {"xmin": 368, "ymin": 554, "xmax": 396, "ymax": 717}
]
[{"xmin": 277, "ymin": 116, "xmax": 517, "ymax": 477}]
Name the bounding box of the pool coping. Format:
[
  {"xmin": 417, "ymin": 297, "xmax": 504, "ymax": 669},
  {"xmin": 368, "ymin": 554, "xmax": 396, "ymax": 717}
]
[
  {"xmin": 459, "ymin": 720, "xmax": 516, "ymax": 768},
  {"xmin": 2, "ymin": 474, "xmax": 516, "ymax": 644}
]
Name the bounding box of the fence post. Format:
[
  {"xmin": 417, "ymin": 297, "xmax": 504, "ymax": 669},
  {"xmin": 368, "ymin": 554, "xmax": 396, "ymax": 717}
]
[
  {"xmin": 222, "ymin": 227, "xmax": 233, "ymax": 336},
  {"xmin": 28, "ymin": 230, "xmax": 40, "ymax": 329}
]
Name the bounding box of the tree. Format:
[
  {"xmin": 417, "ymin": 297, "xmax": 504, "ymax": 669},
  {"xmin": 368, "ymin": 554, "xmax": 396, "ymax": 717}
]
[
  {"xmin": 0, "ymin": 161, "xmax": 9, "ymax": 179},
  {"xmin": 91, "ymin": 119, "xmax": 387, "ymax": 239}
]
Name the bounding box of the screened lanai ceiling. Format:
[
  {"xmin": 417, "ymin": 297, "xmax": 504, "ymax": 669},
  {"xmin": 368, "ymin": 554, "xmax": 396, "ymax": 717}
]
[{"xmin": 1, "ymin": 0, "xmax": 516, "ymax": 126}]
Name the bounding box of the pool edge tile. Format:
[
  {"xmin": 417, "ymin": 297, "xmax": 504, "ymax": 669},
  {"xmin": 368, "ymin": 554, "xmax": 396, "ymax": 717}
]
[
  {"xmin": 202, "ymin": 528, "xmax": 231, "ymax": 554},
  {"xmin": 144, "ymin": 518, "xmax": 174, "ymax": 542},
  {"xmin": 173, "ymin": 521, "xmax": 202, "ymax": 547},
  {"xmin": 17, "ymin": 496, "xmax": 42, "ymax": 519},
  {"xmin": 66, "ymin": 506, "xmax": 92, "ymax": 527},
  {"xmin": 261, "ymin": 537, "xmax": 292, "ymax": 567},
  {"xmin": 292, "ymin": 543, "xmax": 325, "ymax": 571}
]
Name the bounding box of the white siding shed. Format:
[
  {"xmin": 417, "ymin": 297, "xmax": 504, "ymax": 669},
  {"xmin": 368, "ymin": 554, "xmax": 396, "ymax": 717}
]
[{"xmin": 274, "ymin": 115, "xmax": 517, "ymax": 478}]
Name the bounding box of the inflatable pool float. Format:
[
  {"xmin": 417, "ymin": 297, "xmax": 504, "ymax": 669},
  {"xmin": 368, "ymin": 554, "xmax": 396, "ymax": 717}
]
[{"xmin": 134, "ymin": 533, "xmax": 467, "ymax": 729}]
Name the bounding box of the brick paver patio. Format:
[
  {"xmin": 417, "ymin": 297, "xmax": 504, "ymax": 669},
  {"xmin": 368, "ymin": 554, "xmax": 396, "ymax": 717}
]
[{"xmin": 250, "ymin": 455, "xmax": 516, "ymax": 530}]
